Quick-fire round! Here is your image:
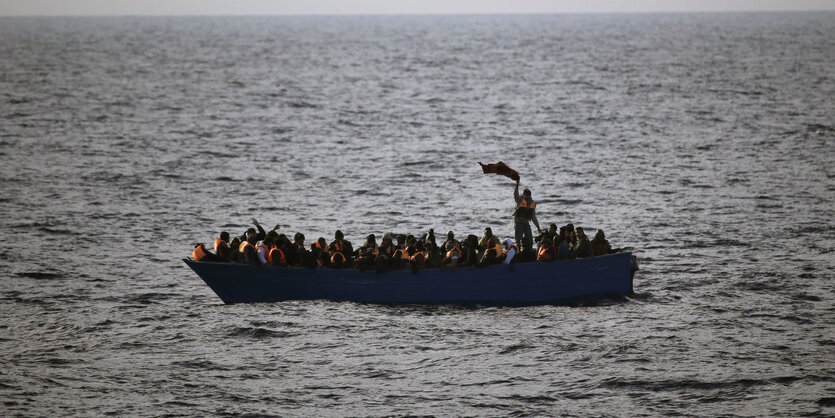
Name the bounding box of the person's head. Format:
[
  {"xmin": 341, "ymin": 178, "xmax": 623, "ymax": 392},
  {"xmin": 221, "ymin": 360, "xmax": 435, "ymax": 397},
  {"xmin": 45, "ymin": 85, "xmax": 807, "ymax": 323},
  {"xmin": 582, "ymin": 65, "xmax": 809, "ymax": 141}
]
[
  {"xmin": 576, "ymin": 227, "xmax": 585, "ymax": 238},
  {"xmin": 220, "ymin": 231, "xmax": 230, "ymax": 242},
  {"xmin": 484, "ymin": 227, "xmax": 493, "ymax": 237},
  {"xmin": 566, "ymin": 223, "xmax": 574, "ymax": 232},
  {"xmin": 467, "ymin": 234, "xmax": 478, "ymax": 247},
  {"xmin": 594, "ymin": 229, "xmax": 605, "ymax": 240},
  {"xmin": 335, "ymin": 230, "xmax": 343, "ymax": 240},
  {"xmin": 415, "ymin": 241, "xmax": 424, "ymax": 252},
  {"xmin": 247, "ymin": 235, "xmax": 257, "ymax": 244},
  {"xmin": 396, "ymin": 234, "xmax": 406, "ymax": 244},
  {"xmin": 408, "ymin": 237, "xmax": 417, "ymax": 247},
  {"xmin": 264, "ymin": 235, "xmax": 274, "ymax": 247},
  {"xmin": 245, "ymin": 227, "xmax": 256, "ymax": 240},
  {"xmin": 504, "ymin": 238, "xmax": 514, "ymax": 249},
  {"xmin": 541, "ymin": 235, "xmax": 553, "ymax": 246},
  {"xmin": 294, "ymin": 232, "xmax": 305, "ymax": 244},
  {"xmin": 523, "ymin": 188, "xmax": 531, "ymax": 198},
  {"xmin": 447, "ymin": 231, "xmax": 454, "ymax": 240},
  {"xmin": 266, "ymin": 230, "xmax": 278, "ymax": 240},
  {"xmin": 367, "ymin": 234, "xmax": 376, "ymax": 243},
  {"xmin": 548, "ymin": 224, "xmax": 557, "ymax": 234},
  {"xmin": 317, "ymin": 237, "xmax": 327, "ymax": 248},
  {"xmin": 230, "ymin": 237, "xmax": 240, "ymax": 249}
]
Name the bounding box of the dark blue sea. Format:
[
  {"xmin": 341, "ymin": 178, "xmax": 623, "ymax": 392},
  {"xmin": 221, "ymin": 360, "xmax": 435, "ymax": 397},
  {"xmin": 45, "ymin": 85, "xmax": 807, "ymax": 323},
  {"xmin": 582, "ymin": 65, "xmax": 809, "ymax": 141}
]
[{"xmin": 0, "ymin": 12, "xmax": 833, "ymax": 416}]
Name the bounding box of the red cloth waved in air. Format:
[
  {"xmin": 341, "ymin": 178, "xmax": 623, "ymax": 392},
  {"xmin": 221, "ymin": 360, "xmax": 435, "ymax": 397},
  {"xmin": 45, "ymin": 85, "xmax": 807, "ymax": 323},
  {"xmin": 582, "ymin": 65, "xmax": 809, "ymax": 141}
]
[{"xmin": 478, "ymin": 161, "xmax": 520, "ymax": 183}]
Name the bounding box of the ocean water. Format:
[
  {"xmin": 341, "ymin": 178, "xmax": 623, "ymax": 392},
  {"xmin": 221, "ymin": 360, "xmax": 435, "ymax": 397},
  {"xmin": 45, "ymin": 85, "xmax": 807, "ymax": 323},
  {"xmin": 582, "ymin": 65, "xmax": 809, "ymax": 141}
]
[{"xmin": 0, "ymin": 12, "xmax": 833, "ymax": 416}]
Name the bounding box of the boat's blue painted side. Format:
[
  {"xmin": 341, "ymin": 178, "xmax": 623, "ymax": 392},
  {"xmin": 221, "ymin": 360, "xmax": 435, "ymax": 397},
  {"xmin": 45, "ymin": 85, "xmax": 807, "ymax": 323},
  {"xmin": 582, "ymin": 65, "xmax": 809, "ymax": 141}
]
[{"xmin": 183, "ymin": 252, "xmax": 635, "ymax": 304}]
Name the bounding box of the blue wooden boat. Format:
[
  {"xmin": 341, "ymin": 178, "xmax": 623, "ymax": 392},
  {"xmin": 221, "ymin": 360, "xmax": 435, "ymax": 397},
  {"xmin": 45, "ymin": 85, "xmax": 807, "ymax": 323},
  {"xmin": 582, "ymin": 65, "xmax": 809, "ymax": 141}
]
[{"xmin": 183, "ymin": 252, "xmax": 636, "ymax": 304}]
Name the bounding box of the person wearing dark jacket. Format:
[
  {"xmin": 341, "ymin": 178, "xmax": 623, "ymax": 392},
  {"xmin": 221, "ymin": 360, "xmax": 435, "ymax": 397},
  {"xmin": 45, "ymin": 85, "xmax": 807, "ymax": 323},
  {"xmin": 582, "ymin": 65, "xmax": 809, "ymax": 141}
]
[
  {"xmin": 459, "ymin": 235, "xmax": 479, "ymax": 268},
  {"xmin": 590, "ymin": 229, "xmax": 613, "ymax": 256},
  {"xmin": 237, "ymin": 218, "xmax": 281, "ymax": 246},
  {"xmin": 292, "ymin": 232, "xmax": 310, "ymax": 266},
  {"xmin": 241, "ymin": 235, "xmax": 261, "ymax": 265},
  {"xmin": 329, "ymin": 230, "xmax": 353, "ymax": 268},
  {"xmin": 213, "ymin": 231, "xmax": 233, "ymax": 262},
  {"xmin": 572, "ymin": 227, "xmax": 593, "ymax": 259}
]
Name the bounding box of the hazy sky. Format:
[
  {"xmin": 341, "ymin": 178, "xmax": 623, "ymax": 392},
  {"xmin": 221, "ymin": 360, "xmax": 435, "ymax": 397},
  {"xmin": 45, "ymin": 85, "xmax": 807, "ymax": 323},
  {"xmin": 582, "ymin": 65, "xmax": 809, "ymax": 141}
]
[{"xmin": 1, "ymin": 0, "xmax": 834, "ymax": 16}]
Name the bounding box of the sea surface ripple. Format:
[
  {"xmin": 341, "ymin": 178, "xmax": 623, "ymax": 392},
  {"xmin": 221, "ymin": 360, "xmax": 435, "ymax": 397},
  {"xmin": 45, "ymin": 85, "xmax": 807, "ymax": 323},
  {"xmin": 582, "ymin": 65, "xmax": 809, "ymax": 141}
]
[{"xmin": 0, "ymin": 13, "xmax": 833, "ymax": 416}]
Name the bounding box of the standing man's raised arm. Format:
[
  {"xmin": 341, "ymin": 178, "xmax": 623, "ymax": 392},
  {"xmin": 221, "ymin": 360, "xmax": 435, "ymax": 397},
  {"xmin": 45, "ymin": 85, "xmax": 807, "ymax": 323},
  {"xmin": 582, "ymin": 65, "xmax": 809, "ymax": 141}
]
[{"xmin": 514, "ymin": 182, "xmax": 521, "ymax": 204}]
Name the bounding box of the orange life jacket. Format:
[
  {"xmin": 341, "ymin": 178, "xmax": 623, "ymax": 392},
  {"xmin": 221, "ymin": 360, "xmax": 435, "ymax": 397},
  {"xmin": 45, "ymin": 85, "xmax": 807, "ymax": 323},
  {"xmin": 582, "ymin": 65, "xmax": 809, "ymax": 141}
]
[
  {"xmin": 192, "ymin": 244, "xmax": 208, "ymax": 261},
  {"xmin": 485, "ymin": 238, "xmax": 504, "ymax": 256},
  {"xmin": 330, "ymin": 251, "xmax": 346, "ymax": 264},
  {"xmin": 239, "ymin": 241, "xmax": 255, "ymax": 253},
  {"xmin": 269, "ymin": 247, "xmax": 287, "ymax": 266},
  {"xmin": 445, "ymin": 247, "xmax": 462, "ymax": 259},
  {"xmin": 214, "ymin": 238, "xmax": 226, "ymax": 252},
  {"xmin": 394, "ymin": 248, "xmax": 410, "ymax": 260},
  {"xmin": 515, "ymin": 197, "xmax": 536, "ymax": 219},
  {"xmin": 538, "ymin": 244, "xmax": 556, "ymax": 262}
]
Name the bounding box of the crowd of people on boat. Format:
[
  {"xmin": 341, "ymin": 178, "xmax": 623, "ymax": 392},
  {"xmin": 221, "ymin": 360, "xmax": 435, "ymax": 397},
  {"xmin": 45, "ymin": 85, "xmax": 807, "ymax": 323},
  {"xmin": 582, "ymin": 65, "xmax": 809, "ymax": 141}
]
[
  {"xmin": 191, "ymin": 182, "xmax": 622, "ymax": 272},
  {"xmin": 191, "ymin": 218, "xmax": 619, "ymax": 273}
]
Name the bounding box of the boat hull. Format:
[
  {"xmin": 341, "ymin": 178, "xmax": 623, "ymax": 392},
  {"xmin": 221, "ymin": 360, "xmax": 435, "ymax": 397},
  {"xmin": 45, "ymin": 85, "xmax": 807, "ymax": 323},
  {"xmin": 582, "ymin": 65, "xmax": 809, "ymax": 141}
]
[{"xmin": 183, "ymin": 252, "xmax": 635, "ymax": 304}]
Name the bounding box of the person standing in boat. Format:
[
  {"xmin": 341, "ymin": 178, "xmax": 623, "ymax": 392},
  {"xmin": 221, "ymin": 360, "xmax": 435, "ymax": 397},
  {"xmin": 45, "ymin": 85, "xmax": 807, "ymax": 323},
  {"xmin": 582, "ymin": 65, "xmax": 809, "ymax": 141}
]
[{"xmin": 513, "ymin": 182, "xmax": 542, "ymax": 251}]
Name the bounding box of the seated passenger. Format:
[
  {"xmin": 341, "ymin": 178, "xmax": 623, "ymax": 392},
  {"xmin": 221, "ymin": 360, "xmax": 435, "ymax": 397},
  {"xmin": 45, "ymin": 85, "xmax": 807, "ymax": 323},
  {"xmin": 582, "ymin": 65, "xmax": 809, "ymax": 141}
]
[
  {"xmin": 459, "ymin": 235, "xmax": 479, "ymax": 268},
  {"xmin": 239, "ymin": 235, "xmax": 261, "ymax": 265},
  {"xmin": 292, "ymin": 232, "xmax": 310, "ymax": 266},
  {"xmin": 310, "ymin": 237, "xmax": 328, "ymax": 267},
  {"xmin": 268, "ymin": 236, "xmax": 289, "ymax": 267},
  {"xmin": 329, "ymin": 230, "xmax": 353, "ymax": 268},
  {"xmin": 273, "ymin": 234, "xmax": 293, "ymax": 266},
  {"xmin": 355, "ymin": 245, "xmax": 378, "ymax": 272},
  {"xmin": 590, "ymin": 229, "xmax": 613, "ymax": 256},
  {"xmin": 425, "ymin": 240, "xmax": 442, "ymax": 268},
  {"xmin": 478, "ymin": 227, "xmax": 495, "ymax": 252},
  {"xmin": 502, "ymin": 238, "xmax": 519, "ymax": 264},
  {"xmin": 395, "ymin": 234, "xmax": 407, "ymax": 251},
  {"xmin": 409, "ymin": 241, "xmax": 426, "ymax": 273},
  {"xmin": 375, "ymin": 235, "xmax": 395, "ymax": 273},
  {"xmin": 192, "ymin": 243, "xmax": 219, "ymax": 262},
  {"xmin": 255, "ymin": 236, "xmax": 272, "ymax": 265},
  {"xmin": 440, "ymin": 231, "xmax": 462, "ymax": 270},
  {"xmin": 426, "ymin": 228, "xmax": 437, "ymax": 249},
  {"xmin": 537, "ymin": 235, "xmax": 556, "ymax": 262},
  {"xmin": 229, "ymin": 237, "xmax": 241, "ymax": 263},
  {"xmin": 478, "ymin": 236, "xmax": 504, "ymax": 267},
  {"xmin": 556, "ymin": 236, "xmax": 571, "ymax": 261},
  {"xmin": 572, "ymin": 227, "xmax": 593, "ymax": 259},
  {"xmin": 357, "ymin": 234, "xmax": 378, "ymax": 256},
  {"xmin": 392, "ymin": 241, "xmax": 411, "ymax": 270},
  {"xmin": 213, "ymin": 232, "xmax": 233, "ymax": 262}
]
